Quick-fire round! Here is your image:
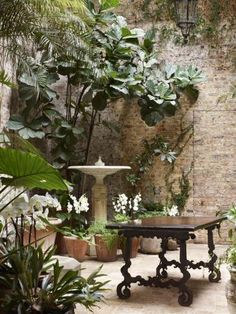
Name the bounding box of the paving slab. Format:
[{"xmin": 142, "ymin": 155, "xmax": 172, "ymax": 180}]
[{"xmin": 75, "ymin": 244, "xmax": 230, "ymax": 314}]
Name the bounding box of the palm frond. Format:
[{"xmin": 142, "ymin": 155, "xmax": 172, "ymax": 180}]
[
  {"xmin": 0, "ymin": 0, "xmax": 89, "ymax": 41},
  {"xmin": 0, "ymin": 69, "xmax": 15, "ymax": 88}
]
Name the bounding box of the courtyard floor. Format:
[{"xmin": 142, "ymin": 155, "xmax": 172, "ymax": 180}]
[{"xmin": 76, "ymin": 244, "xmax": 229, "ymax": 314}]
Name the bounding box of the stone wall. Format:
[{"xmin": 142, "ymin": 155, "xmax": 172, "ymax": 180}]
[{"xmin": 88, "ymin": 0, "xmax": 236, "ymax": 243}]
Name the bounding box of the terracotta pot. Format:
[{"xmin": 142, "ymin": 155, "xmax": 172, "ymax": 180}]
[
  {"xmin": 226, "ymin": 266, "xmax": 236, "ymax": 313},
  {"xmin": 24, "ymin": 218, "xmax": 61, "ymax": 252},
  {"xmin": 94, "ymin": 234, "xmax": 118, "ymax": 262},
  {"xmin": 55, "ymin": 232, "xmax": 68, "ymax": 255},
  {"xmin": 120, "ymin": 236, "xmax": 140, "ymax": 258},
  {"xmin": 64, "ymin": 236, "xmax": 88, "ymax": 262}
]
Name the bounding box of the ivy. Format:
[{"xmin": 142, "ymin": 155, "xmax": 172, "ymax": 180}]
[
  {"xmin": 141, "ymin": 0, "xmax": 236, "ymax": 45},
  {"xmin": 168, "ymin": 167, "xmax": 192, "ymax": 213},
  {"xmin": 126, "ymin": 136, "xmax": 176, "ymax": 190}
]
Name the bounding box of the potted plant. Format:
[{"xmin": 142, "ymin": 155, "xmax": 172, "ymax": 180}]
[
  {"xmin": 112, "ymin": 193, "xmax": 142, "ymax": 258},
  {"xmin": 0, "ymin": 244, "xmax": 107, "ymax": 314},
  {"xmin": 88, "ymin": 221, "xmax": 118, "ymax": 262},
  {"xmin": 219, "ymin": 205, "xmax": 236, "ymax": 313},
  {"xmin": 0, "ymin": 134, "xmax": 68, "ymax": 253},
  {"xmin": 1, "ymin": 192, "xmax": 63, "ymax": 252},
  {"xmin": 28, "ymin": 192, "xmax": 63, "ymax": 250},
  {"xmin": 58, "ymin": 194, "xmax": 90, "ymax": 262}
]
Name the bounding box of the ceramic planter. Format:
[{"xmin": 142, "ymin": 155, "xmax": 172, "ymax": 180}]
[
  {"xmin": 167, "ymin": 238, "xmax": 178, "ymax": 250},
  {"xmin": 24, "ymin": 218, "xmax": 61, "ymax": 252},
  {"xmin": 140, "ymin": 237, "xmax": 162, "ymax": 254},
  {"xmin": 94, "ymin": 234, "xmax": 118, "ymax": 262},
  {"xmin": 64, "ymin": 236, "xmax": 88, "ymax": 262},
  {"xmin": 226, "ymin": 266, "xmax": 236, "ymax": 313}
]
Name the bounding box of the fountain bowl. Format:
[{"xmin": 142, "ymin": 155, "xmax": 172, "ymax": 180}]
[{"xmin": 69, "ymin": 165, "xmax": 131, "ymax": 179}]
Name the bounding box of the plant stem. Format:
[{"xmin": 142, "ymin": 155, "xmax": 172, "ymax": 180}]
[
  {"xmin": 29, "ymin": 216, "xmax": 33, "ymax": 245},
  {"xmin": 0, "ymin": 189, "xmax": 27, "ymax": 213},
  {"xmin": 0, "ymin": 185, "xmax": 8, "ymax": 196},
  {"xmin": 80, "ymin": 109, "xmax": 97, "ymax": 195},
  {"xmin": 72, "ymin": 85, "xmax": 87, "ymax": 127},
  {"xmin": 0, "ymin": 187, "xmax": 15, "ymax": 203}
]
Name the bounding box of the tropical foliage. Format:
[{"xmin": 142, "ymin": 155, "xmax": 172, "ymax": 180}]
[
  {"xmin": 0, "ymin": 245, "xmax": 107, "ymax": 313},
  {"xmin": 5, "ymin": 0, "xmax": 204, "ymax": 171},
  {"xmin": 0, "ymin": 133, "xmax": 67, "ymax": 218},
  {"xmin": 0, "ymin": 0, "xmax": 88, "ymax": 56},
  {"xmin": 0, "ymin": 70, "xmax": 15, "ymax": 88}
]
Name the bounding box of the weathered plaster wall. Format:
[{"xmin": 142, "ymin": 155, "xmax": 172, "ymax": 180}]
[{"xmin": 88, "ymin": 0, "xmax": 236, "ymax": 243}]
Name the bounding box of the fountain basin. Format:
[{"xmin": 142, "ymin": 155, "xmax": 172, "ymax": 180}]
[{"xmin": 69, "ymin": 165, "xmax": 131, "ymax": 184}]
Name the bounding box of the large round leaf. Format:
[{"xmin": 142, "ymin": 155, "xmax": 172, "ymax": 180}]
[
  {"xmin": 92, "ymin": 92, "xmax": 108, "ymax": 111},
  {"xmin": 0, "ymin": 148, "xmax": 68, "ymax": 191},
  {"xmin": 141, "ymin": 110, "xmax": 164, "ymax": 127}
]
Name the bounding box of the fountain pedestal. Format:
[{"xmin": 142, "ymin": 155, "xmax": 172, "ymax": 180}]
[{"xmin": 92, "ymin": 183, "xmax": 107, "ymax": 221}]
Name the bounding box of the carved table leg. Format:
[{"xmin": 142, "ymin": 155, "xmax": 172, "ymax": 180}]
[
  {"xmin": 178, "ymin": 236, "xmax": 193, "ymax": 306},
  {"xmin": 156, "ymin": 237, "xmax": 168, "ymax": 279},
  {"xmin": 207, "ymin": 226, "xmax": 221, "ymax": 283},
  {"xmin": 117, "ymin": 236, "xmax": 132, "ymax": 299}
]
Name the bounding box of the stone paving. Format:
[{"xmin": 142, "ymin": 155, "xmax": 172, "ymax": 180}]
[{"xmin": 76, "ymin": 244, "xmax": 229, "ymax": 314}]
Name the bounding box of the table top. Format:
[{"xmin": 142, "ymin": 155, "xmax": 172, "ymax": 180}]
[{"xmin": 107, "ymin": 216, "xmax": 226, "ymax": 232}]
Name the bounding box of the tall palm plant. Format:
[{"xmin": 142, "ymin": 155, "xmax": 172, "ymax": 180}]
[
  {"xmin": 0, "ymin": 0, "xmax": 90, "ymax": 73},
  {"xmin": 0, "ymin": 0, "xmax": 88, "ymax": 39}
]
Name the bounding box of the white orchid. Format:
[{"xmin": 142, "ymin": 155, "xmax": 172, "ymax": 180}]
[
  {"xmin": 29, "ymin": 193, "xmax": 61, "ymax": 213},
  {"xmin": 1, "ymin": 193, "xmax": 29, "ymax": 219},
  {"xmin": 66, "ymin": 194, "xmax": 89, "ymax": 214},
  {"xmin": 113, "ymin": 193, "xmax": 142, "ymax": 215},
  {"xmin": 0, "ymin": 192, "xmax": 62, "ymax": 230},
  {"xmin": 167, "ymin": 205, "xmax": 179, "ymax": 217}
]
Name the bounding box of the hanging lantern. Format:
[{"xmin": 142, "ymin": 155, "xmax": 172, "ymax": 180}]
[{"xmin": 174, "ymin": 0, "xmax": 198, "ymax": 43}]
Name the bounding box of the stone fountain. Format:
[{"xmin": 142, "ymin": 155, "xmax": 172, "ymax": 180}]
[{"xmin": 69, "ymin": 157, "xmax": 131, "ymax": 221}]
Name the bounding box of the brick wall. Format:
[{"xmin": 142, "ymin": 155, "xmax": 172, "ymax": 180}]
[
  {"xmin": 0, "ymin": 2, "xmax": 235, "ymax": 244},
  {"xmin": 88, "ymin": 0, "xmax": 236, "ymax": 243}
]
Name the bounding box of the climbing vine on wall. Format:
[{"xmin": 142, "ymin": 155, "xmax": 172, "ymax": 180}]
[
  {"xmin": 126, "ymin": 104, "xmax": 193, "ymax": 213},
  {"xmin": 141, "ymin": 0, "xmax": 236, "ymax": 44},
  {"xmin": 126, "ymin": 111, "xmax": 194, "ymax": 214},
  {"xmin": 126, "ymin": 136, "xmax": 176, "ymax": 191}
]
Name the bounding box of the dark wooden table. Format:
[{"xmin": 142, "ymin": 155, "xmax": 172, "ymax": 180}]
[{"xmin": 107, "ymin": 216, "xmax": 225, "ymax": 306}]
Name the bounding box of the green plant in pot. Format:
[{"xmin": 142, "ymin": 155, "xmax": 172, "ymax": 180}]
[
  {"xmin": 88, "ymin": 221, "xmax": 118, "ymax": 262},
  {"xmin": 1, "ymin": 191, "xmax": 64, "ymax": 252},
  {"xmin": 138, "ymin": 201, "xmax": 167, "ymax": 219},
  {"xmin": 218, "ymin": 205, "xmax": 236, "ymax": 313},
  {"xmin": 112, "ymin": 193, "xmax": 142, "ymax": 258},
  {"xmin": 0, "ymin": 244, "xmax": 108, "ymax": 314},
  {"xmin": 58, "ymin": 194, "xmax": 90, "ymax": 262}
]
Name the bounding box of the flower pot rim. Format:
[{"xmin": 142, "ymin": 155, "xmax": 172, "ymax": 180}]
[
  {"xmin": 94, "ymin": 233, "xmax": 118, "ymax": 238},
  {"xmin": 64, "ymin": 235, "xmax": 90, "ymax": 241},
  {"xmin": 47, "ymin": 217, "xmax": 62, "ymax": 225}
]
